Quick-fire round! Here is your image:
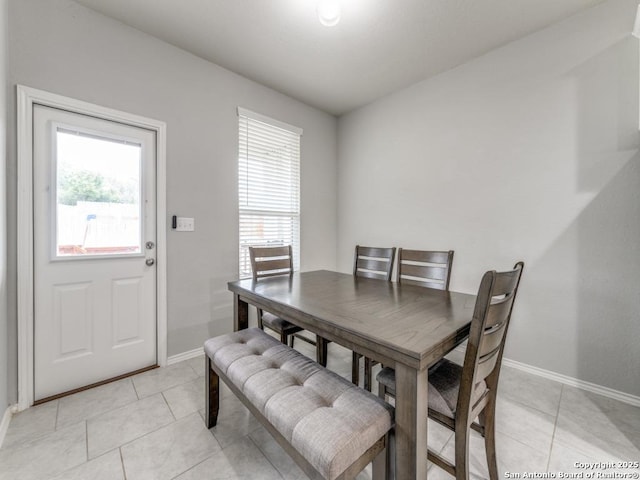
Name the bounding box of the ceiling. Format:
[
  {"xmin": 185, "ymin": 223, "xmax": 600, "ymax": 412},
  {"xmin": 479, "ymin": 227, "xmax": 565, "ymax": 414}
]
[{"xmin": 73, "ymin": 0, "xmax": 607, "ymax": 116}]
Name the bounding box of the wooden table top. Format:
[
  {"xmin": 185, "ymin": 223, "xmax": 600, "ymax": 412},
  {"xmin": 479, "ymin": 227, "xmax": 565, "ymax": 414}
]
[{"xmin": 228, "ymin": 270, "xmax": 476, "ymax": 370}]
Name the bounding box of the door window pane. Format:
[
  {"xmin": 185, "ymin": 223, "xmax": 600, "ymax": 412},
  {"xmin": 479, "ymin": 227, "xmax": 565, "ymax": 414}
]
[{"xmin": 55, "ymin": 128, "xmax": 142, "ymax": 257}]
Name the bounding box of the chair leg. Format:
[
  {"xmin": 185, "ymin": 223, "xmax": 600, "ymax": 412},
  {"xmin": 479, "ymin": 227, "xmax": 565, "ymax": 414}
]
[
  {"xmin": 364, "ymin": 357, "xmax": 373, "ymax": 391},
  {"xmin": 316, "ymin": 336, "xmax": 328, "ymax": 367},
  {"xmin": 454, "ymin": 424, "xmax": 471, "ymax": 480},
  {"xmin": 205, "ymin": 357, "xmax": 219, "ymax": 428},
  {"xmin": 289, "ymin": 335, "xmax": 295, "ymax": 348},
  {"xmin": 256, "ymin": 307, "xmax": 264, "ymax": 330},
  {"xmin": 280, "ymin": 331, "xmax": 288, "ymax": 344},
  {"xmin": 377, "ymin": 379, "xmax": 386, "ymax": 400},
  {"xmin": 352, "ymin": 352, "xmax": 361, "ymax": 386},
  {"xmin": 481, "ymin": 403, "xmax": 499, "ymax": 480}
]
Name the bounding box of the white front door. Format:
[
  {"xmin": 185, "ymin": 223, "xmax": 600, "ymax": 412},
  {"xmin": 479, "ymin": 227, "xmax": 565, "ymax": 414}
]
[{"xmin": 33, "ymin": 104, "xmax": 157, "ymax": 401}]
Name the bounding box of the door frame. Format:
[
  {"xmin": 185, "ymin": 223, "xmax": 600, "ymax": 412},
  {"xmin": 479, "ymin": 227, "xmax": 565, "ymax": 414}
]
[{"xmin": 17, "ymin": 85, "xmax": 168, "ymax": 410}]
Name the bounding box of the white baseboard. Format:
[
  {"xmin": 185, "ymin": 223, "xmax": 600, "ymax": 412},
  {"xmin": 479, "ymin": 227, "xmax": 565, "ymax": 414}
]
[
  {"xmin": 167, "ymin": 347, "xmax": 203, "ymax": 366},
  {"xmin": 452, "ymin": 345, "xmax": 640, "ymax": 407},
  {"xmin": 0, "ymin": 405, "xmax": 17, "ymax": 449}
]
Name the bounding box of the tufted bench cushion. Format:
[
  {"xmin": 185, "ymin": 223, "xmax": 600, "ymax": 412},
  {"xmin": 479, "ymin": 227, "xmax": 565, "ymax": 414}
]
[{"xmin": 205, "ymin": 328, "xmax": 393, "ymax": 480}]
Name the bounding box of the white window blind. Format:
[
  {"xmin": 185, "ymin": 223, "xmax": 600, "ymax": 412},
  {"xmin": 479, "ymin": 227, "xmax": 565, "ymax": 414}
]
[{"xmin": 238, "ymin": 107, "xmax": 301, "ymax": 278}]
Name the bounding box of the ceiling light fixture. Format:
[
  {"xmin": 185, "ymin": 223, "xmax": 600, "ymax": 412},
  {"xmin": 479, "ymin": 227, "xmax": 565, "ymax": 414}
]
[{"xmin": 317, "ymin": 0, "xmax": 341, "ymax": 27}]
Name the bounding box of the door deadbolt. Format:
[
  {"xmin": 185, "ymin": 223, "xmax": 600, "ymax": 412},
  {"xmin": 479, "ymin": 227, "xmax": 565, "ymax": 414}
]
[{"xmin": 146, "ymin": 241, "xmax": 155, "ymax": 249}]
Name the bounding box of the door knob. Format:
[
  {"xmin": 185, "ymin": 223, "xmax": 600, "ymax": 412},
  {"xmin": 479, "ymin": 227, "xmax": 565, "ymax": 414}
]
[{"xmin": 145, "ymin": 258, "xmax": 155, "ymax": 266}]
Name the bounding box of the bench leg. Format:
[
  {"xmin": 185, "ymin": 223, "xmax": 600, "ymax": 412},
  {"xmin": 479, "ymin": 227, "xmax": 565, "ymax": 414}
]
[
  {"xmin": 371, "ymin": 431, "xmax": 391, "ymax": 480},
  {"xmin": 206, "ymin": 356, "xmax": 219, "ymax": 428},
  {"xmin": 376, "ymin": 430, "xmax": 394, "ymax": 480},
  {"xmin": 372, "ymin": 445, "xmax": 387, "ymax": 480}
]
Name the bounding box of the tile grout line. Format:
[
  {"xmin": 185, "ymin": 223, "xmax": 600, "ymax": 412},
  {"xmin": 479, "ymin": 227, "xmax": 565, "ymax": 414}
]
[
  {"xmin": 119, "ymin": 447, "xmax": 128, "ymax": 480},
  {"xmin": 247, "ymin": 432, "xmax": 288, "ymax": 480},
  {"xmin": 54, "ymin": 399, "xmax": 60, "ymax": 431},
  {"xmin": 544, "ymin": 388, "xmax": 635, "ymax": 463},
  {"xmin": 168, "ymin": 453, "xmax": 216, "ymax": 480},
  {"xmin": 131, "ymin": 364, "xmax": 200, "ymax": 400},
  {"xmin": 188, "ymin": 357, "xmax": 202, "ymax": 378},
  {"xmin": 546, "ymin": 383, "xmax": 564, "ymax": 472},
  {"xmin": 161, "ymin": 391, "xmax": 177, "ymax": 422},
  {"xmin": 499, "ymin": 387, "xmax": 561, "ymax": 419},
  {"xmin": 131, "ymin": 377, "xmax": 141, "ymax": 400},
  {"xmin": 85, "ymin": 420, "xmax": 89, "ymax": 462}
]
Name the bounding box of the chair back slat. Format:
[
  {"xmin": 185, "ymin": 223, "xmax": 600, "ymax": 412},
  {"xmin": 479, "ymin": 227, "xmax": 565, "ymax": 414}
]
[
  {"xmin": 356, "ymin": 270, "xmax": 392, "ymax": 280},
  {"xmin": 253, "ymin": 261, "xmax": 292, "ymax": 278},
  {"xmin": 356, "ymin": 258, "xmax": 393, "ymax": 275},
  {"xmin": 249, "ymin": 245, "xmax": 293, "ymax": 281},
  {"xmin": 399, "ymin": 249, "xmax": 452, "ymax": 264},
  {"xmin": 478, "ymin": 320, "xmax": 508, "ymax": 358},
  {"xmin": 250, "ymin": 246, "xmax": 291, "ymax": 259},
  {"xmin": 491, "ymin": 269, "xmax": 522, "ymax": 296},
  {"xmin": 401, "ymin": 263, "xmax": 447, "ymax": 283},
  {"xmin": 400, "ymin": 278, "xmax": 447, "ymax": 289},
  {"xmin": 353, "ymin": 245, "xmax": 396, "ymax": 281},
  {"xmin": 357, "ymin": 246, "xmax": 396, "ymax": 258},
  {"xmin": 484, "ymin": 294, "xmax": 515, "ymax": 329},
  {"xmin": 397, "ymin": 249, "xmax": 454, "ymax": 291},
  {"xmin": 401, "ymin": 264, "xmax": 448, "ymax": 281},
  {"xmin": 474, "ymin": 346, "xmax": 501, "ymax": 382}
]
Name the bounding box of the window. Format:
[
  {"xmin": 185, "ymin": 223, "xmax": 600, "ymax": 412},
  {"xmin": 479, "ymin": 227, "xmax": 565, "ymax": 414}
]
[{"xmin": 238, "ymin": 107, "xmax": 302, "ymax": 278}]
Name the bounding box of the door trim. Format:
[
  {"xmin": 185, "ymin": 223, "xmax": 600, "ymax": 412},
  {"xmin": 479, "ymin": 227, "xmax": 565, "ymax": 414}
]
[{"xmin": 17, "ymin": 85, "xmax": 168, "ymax": 411}]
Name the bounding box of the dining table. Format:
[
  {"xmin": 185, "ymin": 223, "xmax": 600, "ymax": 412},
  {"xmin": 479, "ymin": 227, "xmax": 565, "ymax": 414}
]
[{"xmin": 227, "ymin": 269, "xmax": 476, "ymax": 480}]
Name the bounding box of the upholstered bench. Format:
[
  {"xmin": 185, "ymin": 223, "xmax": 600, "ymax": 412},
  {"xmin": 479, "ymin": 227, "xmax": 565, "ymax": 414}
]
[{"xmin": 204, "ymin": 328, "xmax": 393, "ymax": 480}]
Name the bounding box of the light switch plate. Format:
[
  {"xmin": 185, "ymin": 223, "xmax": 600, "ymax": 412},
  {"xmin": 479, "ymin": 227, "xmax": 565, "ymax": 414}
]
[{"xmin": 176, "ymin": 217, "xmax": 195, "ymax": 232}]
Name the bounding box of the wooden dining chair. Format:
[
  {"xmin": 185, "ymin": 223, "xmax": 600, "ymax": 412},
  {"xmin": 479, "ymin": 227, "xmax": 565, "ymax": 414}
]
[
  {"xmin": 351, "ymin": 245, "xmax": 396, "ymax": 390},
  {"xmin": 248, "ymin": 245, "xmax": 305, "ymax": 348},
  {"xmin": 359, "ymin": 249, "xmax": 455, "ymax": 392},
  {"xmin": 377, "ymin": 261, "xmax": 524, "ymax": 480}
]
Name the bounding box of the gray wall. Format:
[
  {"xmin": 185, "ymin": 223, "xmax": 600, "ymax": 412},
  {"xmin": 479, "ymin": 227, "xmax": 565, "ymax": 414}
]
[
  {"xmin": 337, "ymin": 0, "xmax": 640, "ymax": 396},
  {"xmin": 0, "ymin": 0, "xmax": 7, "ymax": 415},
  {"xmin": 7, "ymin": 0, "xmax": 338, "ymax": 402}
]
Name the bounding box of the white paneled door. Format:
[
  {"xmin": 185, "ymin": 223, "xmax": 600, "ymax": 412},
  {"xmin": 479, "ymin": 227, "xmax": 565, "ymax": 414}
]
[{"xmin": 33, "ymin": 105, "xmax": 157, "ymax": 401}]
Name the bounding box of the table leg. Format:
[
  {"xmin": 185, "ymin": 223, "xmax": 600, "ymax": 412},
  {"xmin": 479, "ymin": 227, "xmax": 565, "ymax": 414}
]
[
  {"xmin": 394, "ymin": 362, "xmax": 428, "ymax": 480},
  {"xmin": 234, "ymin": 293, "xmax": 249, "ymax": 331}
]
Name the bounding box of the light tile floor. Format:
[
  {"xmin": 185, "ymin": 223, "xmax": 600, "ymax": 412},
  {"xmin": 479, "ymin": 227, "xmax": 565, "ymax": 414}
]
[{"xmin": 1, "ymin": 339, "xmax": 639, "ymax": 480}]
